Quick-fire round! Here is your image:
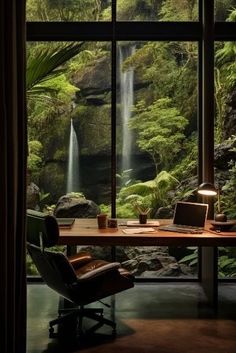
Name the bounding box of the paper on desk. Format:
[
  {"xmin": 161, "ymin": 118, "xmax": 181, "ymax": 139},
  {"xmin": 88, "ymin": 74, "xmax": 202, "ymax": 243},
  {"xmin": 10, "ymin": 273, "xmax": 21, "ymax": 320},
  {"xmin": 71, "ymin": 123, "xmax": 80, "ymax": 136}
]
[{"xmin": 122, "ymin": 227, "xmax": 156, "ymax": 234}]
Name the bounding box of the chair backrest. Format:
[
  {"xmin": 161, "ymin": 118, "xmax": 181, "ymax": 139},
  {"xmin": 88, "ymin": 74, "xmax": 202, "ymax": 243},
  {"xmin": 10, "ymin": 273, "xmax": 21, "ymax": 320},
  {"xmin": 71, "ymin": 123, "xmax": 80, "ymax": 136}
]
[
  {"xmin": 27, "ymin": 243, "xmax": 78, "ymax": 302},
  {"xmin": 27, "ymin": 209, "xmax": 59, "ymax": 247}
]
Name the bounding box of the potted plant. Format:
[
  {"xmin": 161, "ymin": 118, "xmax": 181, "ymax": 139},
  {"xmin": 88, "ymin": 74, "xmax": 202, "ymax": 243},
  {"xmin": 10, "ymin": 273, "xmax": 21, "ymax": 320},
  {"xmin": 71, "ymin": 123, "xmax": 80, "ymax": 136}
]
[{"xmin": 133, "ymin": 200, "xmax": 151, "ymax": 224}]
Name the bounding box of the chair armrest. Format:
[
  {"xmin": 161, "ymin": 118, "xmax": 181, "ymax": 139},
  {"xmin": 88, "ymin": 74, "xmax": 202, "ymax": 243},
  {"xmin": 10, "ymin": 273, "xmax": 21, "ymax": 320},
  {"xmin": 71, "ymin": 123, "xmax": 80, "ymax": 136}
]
[
  {"xmin": 77, "ymin": 262, "xmax": 121, "ymax": 280},
  {"xmin": 69, "ymin": 251, "xmax": 93, "ymax": 268}
]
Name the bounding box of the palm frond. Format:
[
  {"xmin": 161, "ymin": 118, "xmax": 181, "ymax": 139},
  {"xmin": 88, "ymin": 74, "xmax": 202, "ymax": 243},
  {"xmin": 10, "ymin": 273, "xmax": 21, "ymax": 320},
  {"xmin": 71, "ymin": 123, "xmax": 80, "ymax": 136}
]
[{"xmin": 26, "ymin": 43, "xmax": 84, "ymax": 92}]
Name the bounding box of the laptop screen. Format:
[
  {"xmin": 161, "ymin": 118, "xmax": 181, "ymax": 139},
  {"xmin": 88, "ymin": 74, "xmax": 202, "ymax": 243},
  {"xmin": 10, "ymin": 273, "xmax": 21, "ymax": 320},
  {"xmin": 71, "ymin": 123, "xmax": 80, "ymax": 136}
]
[{"xmin": 173, "ymin": 202, "xmax": 208, "ymax": 228}]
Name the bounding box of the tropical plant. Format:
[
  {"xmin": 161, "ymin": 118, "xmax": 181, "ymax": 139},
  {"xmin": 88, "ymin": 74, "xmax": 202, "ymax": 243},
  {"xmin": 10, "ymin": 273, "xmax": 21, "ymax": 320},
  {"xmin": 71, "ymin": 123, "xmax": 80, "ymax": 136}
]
[
  {"xmin": 116, "ymin": 169, "xmax": 135, "ymax": 188},
  {"xmin": 27, "ymin": 43, "xmax": 84, "ymax": 98},
  {"xmin": 214, "ymin": 9, "xmax": 236, "ymax": 142},
  {"xmin": 179, "ymin": 246, "xmax": 236, "ymax": 278},
  {"xmin": 178, "ymin": 247, "xmax": 198, "ymax": 268},
  {"xmin": 38, "ymin": 191, "xmax": 50, "ymax": 212},
  {"xmin": 129, "ymin": 98, "xmax": 188, "ymax": 173},
  {"xmin": 220, "ymin": 139, "xmax": 236, "ymax": 218},
  {"xmin": 117, "ymin": 170, "xmax": 179, "ymax": 217}
]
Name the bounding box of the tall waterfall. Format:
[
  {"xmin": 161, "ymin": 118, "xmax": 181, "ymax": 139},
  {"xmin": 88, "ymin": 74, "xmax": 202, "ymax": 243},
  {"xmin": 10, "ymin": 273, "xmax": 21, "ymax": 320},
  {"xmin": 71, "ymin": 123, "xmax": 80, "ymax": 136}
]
[
  {"xmin": 66, "ymin": 119, "xmax": 80, "ymax": 193},
  {"xmin": 119, "ymin": 44, "xmax": 135, "ymax": 172}
]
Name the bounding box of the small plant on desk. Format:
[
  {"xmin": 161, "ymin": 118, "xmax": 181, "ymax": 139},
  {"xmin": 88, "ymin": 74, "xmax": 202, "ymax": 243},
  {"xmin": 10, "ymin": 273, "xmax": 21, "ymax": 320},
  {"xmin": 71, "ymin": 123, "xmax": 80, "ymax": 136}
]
[{"xmin": 133, "ymin": 200, "xmax": 152, "ymax": 224}]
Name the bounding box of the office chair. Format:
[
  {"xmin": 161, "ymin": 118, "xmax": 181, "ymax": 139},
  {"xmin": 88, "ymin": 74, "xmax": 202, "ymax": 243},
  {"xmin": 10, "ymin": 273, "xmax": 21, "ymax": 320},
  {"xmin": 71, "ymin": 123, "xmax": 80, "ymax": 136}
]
[
  {"xmin": 26, "ymin": 210, "xmax": 134, "ymax": 338},
  {"xmin": 27, "ymin": 209, "xmax": 93, "ymax": 268}
]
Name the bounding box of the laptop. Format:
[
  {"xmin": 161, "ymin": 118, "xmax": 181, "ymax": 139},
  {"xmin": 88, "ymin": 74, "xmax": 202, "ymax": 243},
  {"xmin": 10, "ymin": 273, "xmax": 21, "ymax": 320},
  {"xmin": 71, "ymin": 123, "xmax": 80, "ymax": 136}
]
[{"xmin": 159, "ymin": 201, "xmax": 208, "ymax": 234}]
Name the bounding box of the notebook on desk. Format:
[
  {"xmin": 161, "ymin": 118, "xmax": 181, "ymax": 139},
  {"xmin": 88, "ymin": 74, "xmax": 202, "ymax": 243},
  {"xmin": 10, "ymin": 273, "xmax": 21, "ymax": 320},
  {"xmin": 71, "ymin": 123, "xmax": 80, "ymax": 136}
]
[
  {"xmin": 56, "ymin": 218, "xmax": 75, "ymax": 228},
  {"xmin": 159, "ymin": 202, "xmax": 208, "ymax": 234}
]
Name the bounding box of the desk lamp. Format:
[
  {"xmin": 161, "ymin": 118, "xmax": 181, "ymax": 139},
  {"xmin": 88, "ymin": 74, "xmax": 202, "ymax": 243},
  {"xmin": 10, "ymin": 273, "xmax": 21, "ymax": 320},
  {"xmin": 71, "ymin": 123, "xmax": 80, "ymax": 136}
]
[{"xmin": 198, "ymin": 182, "xmax": 227, "ymax": 222}]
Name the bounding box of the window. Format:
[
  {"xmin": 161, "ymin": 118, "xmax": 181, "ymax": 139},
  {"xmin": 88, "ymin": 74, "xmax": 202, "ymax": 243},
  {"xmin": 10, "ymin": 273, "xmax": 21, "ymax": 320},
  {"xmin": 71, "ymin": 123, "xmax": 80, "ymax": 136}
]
[{"xmin": 26, "ymin": 1, "xmax": 236, "ymax": 279}]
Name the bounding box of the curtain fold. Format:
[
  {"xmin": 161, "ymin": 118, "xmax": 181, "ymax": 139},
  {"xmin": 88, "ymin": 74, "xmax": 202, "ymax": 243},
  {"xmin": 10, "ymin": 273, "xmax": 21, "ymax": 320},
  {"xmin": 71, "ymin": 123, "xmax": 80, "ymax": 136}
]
[{"xmin": 0, "ymin": 1, "xmax": 27, "ymax": 353}]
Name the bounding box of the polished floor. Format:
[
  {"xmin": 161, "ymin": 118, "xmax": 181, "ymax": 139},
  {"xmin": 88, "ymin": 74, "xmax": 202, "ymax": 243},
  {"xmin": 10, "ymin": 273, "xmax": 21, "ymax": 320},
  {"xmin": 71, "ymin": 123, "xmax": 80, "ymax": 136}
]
[{"xmin": 27, "ymin": 282, "xmax": 236, "ymax": 353}]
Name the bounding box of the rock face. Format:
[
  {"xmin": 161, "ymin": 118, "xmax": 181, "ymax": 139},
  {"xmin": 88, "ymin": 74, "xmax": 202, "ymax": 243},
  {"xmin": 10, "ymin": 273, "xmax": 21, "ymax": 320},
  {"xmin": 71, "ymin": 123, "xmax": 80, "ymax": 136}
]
[
  {"xmin": 27, "ymin": 182, "xmax": 40, "ymax": 210},
  {"xmin": 54, "ymin": 195, "xmax": 100, "ymax": 218},
  {"xmin": 224, "ymin": 89, "xmax": 236, "ymax": 140},
  {"xmin": 214, "ymin": 138, "xmax": 236, "ymax": 170},
  {"xmin": 78, "ymin": 245, "xmax": 195, "ymax": 278}
]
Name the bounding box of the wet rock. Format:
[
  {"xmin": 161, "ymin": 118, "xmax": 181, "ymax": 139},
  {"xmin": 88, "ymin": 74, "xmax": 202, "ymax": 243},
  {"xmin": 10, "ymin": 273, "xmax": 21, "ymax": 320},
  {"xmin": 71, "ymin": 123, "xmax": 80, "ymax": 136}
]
[
  {"xmin": 27, "ymin": 182, "xmax": 40, "ymax": 210},
  {"xmin": 54, "ymin": 194, "xmax": 100, "ymax": 218}
]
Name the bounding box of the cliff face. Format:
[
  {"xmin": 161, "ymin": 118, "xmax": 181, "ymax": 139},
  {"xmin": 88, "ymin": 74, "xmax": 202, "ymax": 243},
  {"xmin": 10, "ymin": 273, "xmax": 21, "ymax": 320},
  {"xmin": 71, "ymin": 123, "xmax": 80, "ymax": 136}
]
[
  {"xmin": 224, "ymin": 89, "xmax": 236, "ymax": 140},
  {"xmin": 38, "ymin": 54, "xmax": 236, "ymax": 206}
]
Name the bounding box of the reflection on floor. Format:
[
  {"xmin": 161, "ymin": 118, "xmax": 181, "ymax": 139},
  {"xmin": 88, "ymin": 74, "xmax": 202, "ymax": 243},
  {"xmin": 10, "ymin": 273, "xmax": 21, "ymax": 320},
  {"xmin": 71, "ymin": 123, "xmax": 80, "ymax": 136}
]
[{"xmin": 27, "ymin": 282, "xmax": 236, "ymax": 353}]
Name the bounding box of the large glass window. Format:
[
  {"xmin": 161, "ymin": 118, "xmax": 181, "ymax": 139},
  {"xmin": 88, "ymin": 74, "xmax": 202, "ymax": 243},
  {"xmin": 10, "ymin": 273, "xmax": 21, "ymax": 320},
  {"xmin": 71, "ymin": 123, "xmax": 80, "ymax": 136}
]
[
  {"xmin": 115, "ymin": 40, "xmax": 199, "ymax": 278},
  {"xmin": 26, "ymin": 1, "xmax": 236, "ymax": 280}
]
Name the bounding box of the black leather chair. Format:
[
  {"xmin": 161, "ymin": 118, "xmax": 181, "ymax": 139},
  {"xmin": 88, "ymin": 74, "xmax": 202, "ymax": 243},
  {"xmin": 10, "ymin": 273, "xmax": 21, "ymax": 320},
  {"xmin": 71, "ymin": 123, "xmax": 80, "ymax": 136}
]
[
  {"xmin": 27, "ymin": 209, "xmax": 93, "ymax": 268},
  {"xmin": 26, "ymin": 210, "xmax": 134, "ymax": 338}
]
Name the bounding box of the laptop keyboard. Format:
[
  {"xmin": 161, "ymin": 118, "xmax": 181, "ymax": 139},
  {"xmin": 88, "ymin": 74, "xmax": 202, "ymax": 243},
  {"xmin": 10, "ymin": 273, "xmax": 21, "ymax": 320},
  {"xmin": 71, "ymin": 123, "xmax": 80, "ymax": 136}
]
[{"xmin": 159, "ymin": 225, "xmax": 204, "ymax": 234}]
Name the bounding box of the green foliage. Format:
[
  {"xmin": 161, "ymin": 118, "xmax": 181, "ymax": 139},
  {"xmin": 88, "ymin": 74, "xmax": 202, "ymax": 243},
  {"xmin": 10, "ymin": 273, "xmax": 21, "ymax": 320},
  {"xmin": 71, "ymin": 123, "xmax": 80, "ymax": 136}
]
[
  {"xmin": 129, "ymin": 98, "xmax": 188, "ymax": 172},
  {"xmin": 160, "ymin": 0, "xmax": 198, "ymax": 21},
  {"xmin": 117, "ymin": 170, "xmax": 179, "ymax": 217},
  {"xmin": 221, "ymin": 148, "xmax": 236, "ymax": 218},
  {"xmin": 99, "ymin": 203, "xmax": 111, "ymax": 216},
  {"xmin": 218, "ymin": 247, "xmax": 236, "ymax": 278},
  {"xmin": 26, "ymin": 0, "xmax": 110, "ymax": 21},
  {"xmin": 123, "ymin": 41, "xmax": 198, "ymax": 123},
  {"xmin": 214, "ymin": 9, "xmax": 236, "ymax": 142},
  {"xmin": 45, "ymin": 204, "xmax": 56, "ymax": 215},
  {"xmin": 38, "ymin": 191, "xmax": 50, "ymax": 212},
  {"xmin": 27, "ymin": 43, "xmax": 83, "ymax": 96},
  {"xmin": 179, "ymin": 247, "xmax": 198, "ymax": 267},
  {"xmin": 117, "ymin": 0, "xmax": 161, "ymax": 21},
  {"xmin": 27, "ymin": 42, "xmax": 85, "ymax": 146},
  {"xmin": 179, "ymin": 246, "xmax": 236, "ymax": 278},
  {"xmin": 66, "ymin": 192, "xmax": 85, "ymax": 199},
  {"xmin": 171, "ymin": 133, "xmax": 198, "ymax": 180},
  {"xmin": 116, "ymin": 203, "xmax": 137, "ymax": 218},
  {"xmin": 27, "ymin": 140, "xmax": 43, "ymax": 181},
  {"xmin": 215, "ymin": 0, "xmax": 236, "ymax": 21},
  {"xmin": 116, "ymin": 169, "xmax": 135, "ymax": 188}
]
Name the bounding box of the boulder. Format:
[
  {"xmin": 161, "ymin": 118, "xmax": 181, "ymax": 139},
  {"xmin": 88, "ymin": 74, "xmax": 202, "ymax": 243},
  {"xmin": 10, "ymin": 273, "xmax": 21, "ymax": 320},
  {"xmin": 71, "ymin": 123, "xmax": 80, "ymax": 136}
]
[
  {"xmin": 27, "ymin": 182, "xmax": 40, "ymax": 210},
  {"xmin": 214, "ymin": 138, "xmax": 236, "ymax": 170},
  {"xmin": 154, "ymin": 206, "xmax": 174, "ymax": 219},
  {"xmin": 54, "ymin": 194, "xmax": 100, "ymax": 218}
]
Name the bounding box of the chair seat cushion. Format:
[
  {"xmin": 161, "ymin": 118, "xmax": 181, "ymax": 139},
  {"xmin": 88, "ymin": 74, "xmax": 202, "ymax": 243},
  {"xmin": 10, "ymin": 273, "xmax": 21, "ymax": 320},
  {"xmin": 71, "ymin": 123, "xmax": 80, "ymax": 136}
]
[
  {"xmin": 75, "ymin": 260, "xmax": 121, "ymax": 279},
  {"xmin": 69, "ymin": 251, "xmax": 93, "ymax": 268}
]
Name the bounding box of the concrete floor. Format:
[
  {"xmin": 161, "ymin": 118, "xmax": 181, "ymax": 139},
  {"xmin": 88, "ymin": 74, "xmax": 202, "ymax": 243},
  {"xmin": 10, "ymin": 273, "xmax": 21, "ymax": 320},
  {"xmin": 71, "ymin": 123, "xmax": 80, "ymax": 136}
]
[{"xmin": 27, "ymin": 282, "xmax": 236, "ymax": 353}]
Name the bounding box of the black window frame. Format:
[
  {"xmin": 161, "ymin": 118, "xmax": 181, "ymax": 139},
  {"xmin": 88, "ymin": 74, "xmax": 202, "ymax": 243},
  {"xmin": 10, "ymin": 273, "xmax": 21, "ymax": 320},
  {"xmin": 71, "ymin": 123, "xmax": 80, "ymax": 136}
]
[{"xmin": 26, "ymin": 0, "xmax": 236, "ymax": 282}]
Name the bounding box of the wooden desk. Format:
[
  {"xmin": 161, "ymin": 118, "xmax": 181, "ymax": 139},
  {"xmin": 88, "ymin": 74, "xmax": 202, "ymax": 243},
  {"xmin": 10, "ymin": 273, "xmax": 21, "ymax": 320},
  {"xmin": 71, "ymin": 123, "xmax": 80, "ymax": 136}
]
[{"xmin": 59, "ymin": 219, "xmax": 236, "ymax": 309}]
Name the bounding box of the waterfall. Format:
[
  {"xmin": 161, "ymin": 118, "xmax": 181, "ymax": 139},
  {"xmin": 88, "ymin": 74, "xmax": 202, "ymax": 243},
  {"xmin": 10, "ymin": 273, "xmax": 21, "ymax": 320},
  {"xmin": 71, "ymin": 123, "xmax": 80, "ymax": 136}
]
[
  {"xmin": 66, "ymin": 119, "xmax": 80, "ymax": 193},
  {"xmin": 119, "ymin": 44, "xmax": 135, "ymax": 172}
]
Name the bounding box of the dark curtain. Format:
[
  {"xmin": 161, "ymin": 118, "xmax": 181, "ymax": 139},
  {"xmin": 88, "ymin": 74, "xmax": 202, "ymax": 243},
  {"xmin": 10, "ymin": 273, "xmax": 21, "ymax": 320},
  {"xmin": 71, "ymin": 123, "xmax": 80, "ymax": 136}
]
[{"xmin": 0, "ymin": 1, "xmax": 27, "ymax": 353}]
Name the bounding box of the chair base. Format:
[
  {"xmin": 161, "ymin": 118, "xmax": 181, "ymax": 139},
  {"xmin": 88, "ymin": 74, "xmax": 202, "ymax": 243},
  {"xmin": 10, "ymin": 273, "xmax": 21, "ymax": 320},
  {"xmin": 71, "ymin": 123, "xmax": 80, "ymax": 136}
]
[{"xmin": 49, "ymin": 306, "xmax": 116, "ymax": 339}]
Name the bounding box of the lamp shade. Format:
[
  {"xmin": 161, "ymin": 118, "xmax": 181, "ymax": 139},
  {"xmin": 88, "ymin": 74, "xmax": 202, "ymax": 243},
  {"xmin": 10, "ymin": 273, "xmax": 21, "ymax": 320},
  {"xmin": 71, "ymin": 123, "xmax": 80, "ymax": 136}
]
[{"xmin": 197, "ymin": 182, "xmax": 217, "ymax": 196}]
